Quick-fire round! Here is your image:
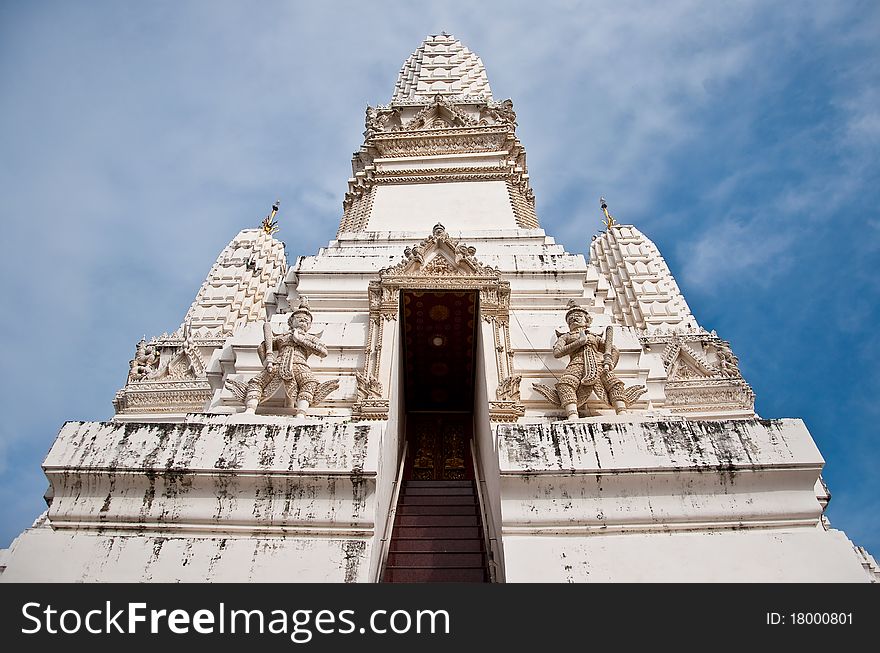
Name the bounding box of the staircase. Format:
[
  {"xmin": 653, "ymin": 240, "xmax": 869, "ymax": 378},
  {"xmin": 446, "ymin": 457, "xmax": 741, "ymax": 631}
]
[{"xmin": 382, "ymin": 480, "xmax": 489, "ymax": 582}]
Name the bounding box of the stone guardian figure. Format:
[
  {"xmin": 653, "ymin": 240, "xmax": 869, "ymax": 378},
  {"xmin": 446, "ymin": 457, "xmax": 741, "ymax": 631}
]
[
  {"xmin": 128, "ymin": 338, "xmax": 159, "ymax": 382},
  {"xmin": 536, "ymin": 301, "xmax": 646, "ymax": 419},
  {"xmin": 242, "ymin": 297, "xmax": 337, "ymax": 417}
]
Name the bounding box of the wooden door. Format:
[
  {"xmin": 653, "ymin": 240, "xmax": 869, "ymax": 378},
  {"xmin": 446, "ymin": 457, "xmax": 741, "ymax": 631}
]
[{"xmin": 404, "ymin": 413, "xmax": 473, "ymax": 481}]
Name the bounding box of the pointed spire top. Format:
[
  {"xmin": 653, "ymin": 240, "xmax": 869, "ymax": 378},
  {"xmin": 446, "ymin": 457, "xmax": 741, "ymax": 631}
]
[
  {"xmin": 600, "ymin": 197, "xmax": 618, "ymax": 230},
  {"xmin": 261, "ymin": 200, "xmax": 280, "ymax": 235},
  {"xmin": 392, "ymin": 34, "xmax": 493, "ymax": 103}
]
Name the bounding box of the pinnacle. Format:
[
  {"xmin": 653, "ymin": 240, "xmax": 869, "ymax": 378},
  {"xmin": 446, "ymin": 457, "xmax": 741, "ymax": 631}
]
[{"xmin": 392, "ymin": 34, "xmax": 493, "ymax": 102}]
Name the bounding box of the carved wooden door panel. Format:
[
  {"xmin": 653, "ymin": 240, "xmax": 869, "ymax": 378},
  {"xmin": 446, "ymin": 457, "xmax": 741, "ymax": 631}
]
[{"xmin": 405, "ymin": 413, "xmax": 473, "ymax": 481}]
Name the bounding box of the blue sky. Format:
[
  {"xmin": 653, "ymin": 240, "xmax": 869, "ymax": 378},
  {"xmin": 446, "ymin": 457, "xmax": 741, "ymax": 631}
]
[{"xmin": 1, "ymin": 1, "xmax": 878, "ymax": 557}]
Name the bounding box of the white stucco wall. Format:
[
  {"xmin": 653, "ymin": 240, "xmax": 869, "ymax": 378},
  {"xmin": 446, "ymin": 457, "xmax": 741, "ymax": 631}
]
[
  {"xmin": 1, "ymin": 419, "xmax": 382, "ymax": 583},
  {"xmin": 496, "ymin": 418, "xmax": 871, "ymax": 582},
  {"xmin": 368, "ymin": 182, "xmax": 518, "ymax": 233},
  {"xmin": 503, "ymin": 527, "xmax": 868, "ymax": 582}
]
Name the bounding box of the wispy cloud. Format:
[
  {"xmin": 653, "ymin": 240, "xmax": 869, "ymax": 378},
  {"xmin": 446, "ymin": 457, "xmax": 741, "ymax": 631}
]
[{"xmin": 679, "ymin": 218, "xmax": 794, "ymax": 289}]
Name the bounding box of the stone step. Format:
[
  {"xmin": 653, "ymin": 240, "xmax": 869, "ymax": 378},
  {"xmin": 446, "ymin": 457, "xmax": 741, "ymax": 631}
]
[
  {"xmin": 384, "ymin": 478, "xmax": 487, "ymax": 582},
  {"xmin": 389, "ymin": 538, "xmax": 484, "ymax": 553},
  {"xmin": 386, "ymin": 552, "xmax": 485, "ymax": 568},
  {"xmin": 396, "ymin": 514, "xmax": 480, "ymax": 527},
  {"xmin": 398, "ymin": 495, "xmax": 476, "ymax": 506},
  {"xmin": 397, "ymin": 504, "xmax": 477, "ymax": 516},
  {"xmin": 382, "ymin": 567, "xmax": 487, "ymax": 583},
  {"xmin": 403, "ymin": 486, "xmax": 475, "ymax": 496},
  {"xmin": 403, "ymin": 480, "xmax": 474, "ymax": 488},
  {"xmin": 392, "ymin": 526, "xmax": 481, "ymax": 539}
]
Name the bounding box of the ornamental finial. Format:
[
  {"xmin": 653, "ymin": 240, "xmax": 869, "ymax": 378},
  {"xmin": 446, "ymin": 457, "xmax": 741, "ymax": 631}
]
[
  {"xmin": 600, "ymin": 197, "xmax": 617, "ymax": 229},
  {"xmin": 261, "ymin": 200, "xmax": 280, "ymax": 235}
]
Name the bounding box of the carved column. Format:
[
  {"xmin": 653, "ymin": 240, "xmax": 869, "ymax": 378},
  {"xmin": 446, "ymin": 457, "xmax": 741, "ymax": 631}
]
[
  {"xmin": 352, "ymin": 283, "xmax": 396, "ymax": 420},
  {"xmin": 482, "ymin": 283, "xmax": 524, "ymax": 423}
]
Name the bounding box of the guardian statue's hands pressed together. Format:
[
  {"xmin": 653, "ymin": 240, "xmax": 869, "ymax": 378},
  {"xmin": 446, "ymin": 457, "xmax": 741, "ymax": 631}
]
[{"xmin": 242, "ymin": 297, "xmax": 338, "ymax": 417}]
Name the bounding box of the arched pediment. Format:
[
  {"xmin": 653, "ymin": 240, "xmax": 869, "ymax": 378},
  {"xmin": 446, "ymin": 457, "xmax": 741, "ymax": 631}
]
[
  {"xmin": 371, "ymin": 223, "xmax": 509, "ymax": 322},
  {"xmin": 380, "ymin": 223, "xmax": 499, "ymax": 278},
  {"xmin": 404, "ymin": 96, "xmax": 477, "ymax": 130}
]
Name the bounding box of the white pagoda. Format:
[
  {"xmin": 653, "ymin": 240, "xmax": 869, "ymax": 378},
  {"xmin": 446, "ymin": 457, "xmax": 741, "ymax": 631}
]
[{"xmin": 1, "ymin": 34, "xmax": 875, "ymax": 583}]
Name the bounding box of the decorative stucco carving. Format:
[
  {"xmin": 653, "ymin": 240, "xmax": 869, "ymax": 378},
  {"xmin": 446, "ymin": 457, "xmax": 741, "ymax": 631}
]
[
  {"xmin": 114, "ymin": 333, "xmax": 213, "ymax": 415},
  {"xmin": 127, "ymin": 339, "xmax": 160, "ymax": 382},
  {"xmin": 372, "ymin": 128, "xmax": 509, "ymax": 157},
  {"xmin": 372, "ymin": 224, "xmax": 510, "ymax": 324},
  {"xmin": 381, "ymin": 223, "xmax": 502, "ymax": 277},
  {"xmin": 478, "ymin": 99, "xmax": 517, "ymax": 126},
  {"xmin": 149, "ymin": 325, "xmax": 206, "ymax": 382},
  {"xmin": 365, "ymin": 105, "xmax": 402, "ymax": 136},
  {"xmin": 663, "ymin": 382, "xmax": 756, "ymax": 412},
  {"xmin": 112, "ymin": 384, "xmax": 215, "ymax": 414},
  {"xmin": 352, "ymin": 224, "xmax": 521, "ymax": 422},
  {"xmin": 716, "ymin": 341, "xmax": 741, "ymax": 377},
  {"xmin": 642, "ymin": 332, "xmax": 755, "ymax": 415},
  {"xmin": 353, "ymin": 285, "xmax": 391, "ymax": 420},
  {"xmin": 403, "ymin": 95, "xmax": 478, "ymax": 130},
  {"xmin": 491, "ymin": 375, "xmax": 525, "ymax": 424},
  {"xmin": 340, "ymin": 91, "xmax": 538, "ymax": 234},
  {"xmin": 352, "ymin": 372, "xmax": 389, "ymax": 420},
  {"xmin": 228, "ymin": 297, "xmax": 338, "ymax": 417},
  {"xmin": 534, "ymin": 301, "xmax": 646, "ymax": 419},
  {"xmin": 351, "ymin": 399, "xmax": 391, "ymax": 421},
  {"xmin": 496, "ymin": 375, "xmax": 522, "ymax": 401},
  {"xmin": 355, "ymin": 371, "xmax": 383, "ymax": 400}
]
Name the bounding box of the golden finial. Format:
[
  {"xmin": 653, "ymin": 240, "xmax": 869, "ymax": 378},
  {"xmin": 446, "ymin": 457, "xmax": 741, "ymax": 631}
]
[
  {"xmin": 600, "ymin": 197, "xmax": 617, "ymax": 229},
  {"xmin": 260, "ymin": 200, "xmax": 280, "ymax": 235}
]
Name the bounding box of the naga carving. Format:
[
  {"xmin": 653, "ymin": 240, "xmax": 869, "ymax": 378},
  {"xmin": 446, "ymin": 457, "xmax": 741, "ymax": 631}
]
[
  {"xmin": 496, "ymin": 375, "xmax": 522, "ymax": 401},
  {"xmin": 534, "ymin": 301, "xmax": 646, "ymax": 419},
  {"xmin": 355, "ymin": 371, "xmax": 383, "ymax": 400}
]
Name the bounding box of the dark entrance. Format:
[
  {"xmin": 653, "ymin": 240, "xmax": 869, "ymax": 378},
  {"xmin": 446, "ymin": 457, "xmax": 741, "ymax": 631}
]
[
  {"xmin": 383, "ymin": 289, "xmax": 489, "ymax": 582},
  {"xmin": 401, "ymin": 290, "xmax": 478, "ymax": 480}
]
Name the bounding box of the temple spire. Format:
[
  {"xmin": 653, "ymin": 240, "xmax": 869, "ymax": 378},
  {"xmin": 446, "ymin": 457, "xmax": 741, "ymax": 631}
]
[{"xmin": 392, "ymin": 33, "xmax": 493, "ymax": 102}]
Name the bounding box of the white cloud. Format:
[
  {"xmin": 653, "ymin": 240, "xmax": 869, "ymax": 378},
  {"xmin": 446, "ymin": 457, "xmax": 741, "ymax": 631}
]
[{"xmin": 679, "ymin": 218, "xmax": 794, "ymax": 289}]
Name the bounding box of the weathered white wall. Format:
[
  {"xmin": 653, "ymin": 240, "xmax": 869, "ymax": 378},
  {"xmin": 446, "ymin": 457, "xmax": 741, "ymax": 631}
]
[
  {"xmin": 503, "ymin": 527, "xmax": 868, "ymax": 582},
  {"xmin": 1, "ymin": 528, "xmax": 370, "ymax": 583},
  {"xmin": 1, "ymin": 419, "xmax": 382, "ymax": 582},
  {"xmin": 496, "ymin": 418, "xmax": 871, "ymax": 582}
]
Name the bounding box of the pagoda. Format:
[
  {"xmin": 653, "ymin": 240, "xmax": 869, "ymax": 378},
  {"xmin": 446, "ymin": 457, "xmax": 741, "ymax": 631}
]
[{"xmin": 1, "ymin": 34, "xmax": 875, "ymax": 583}]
